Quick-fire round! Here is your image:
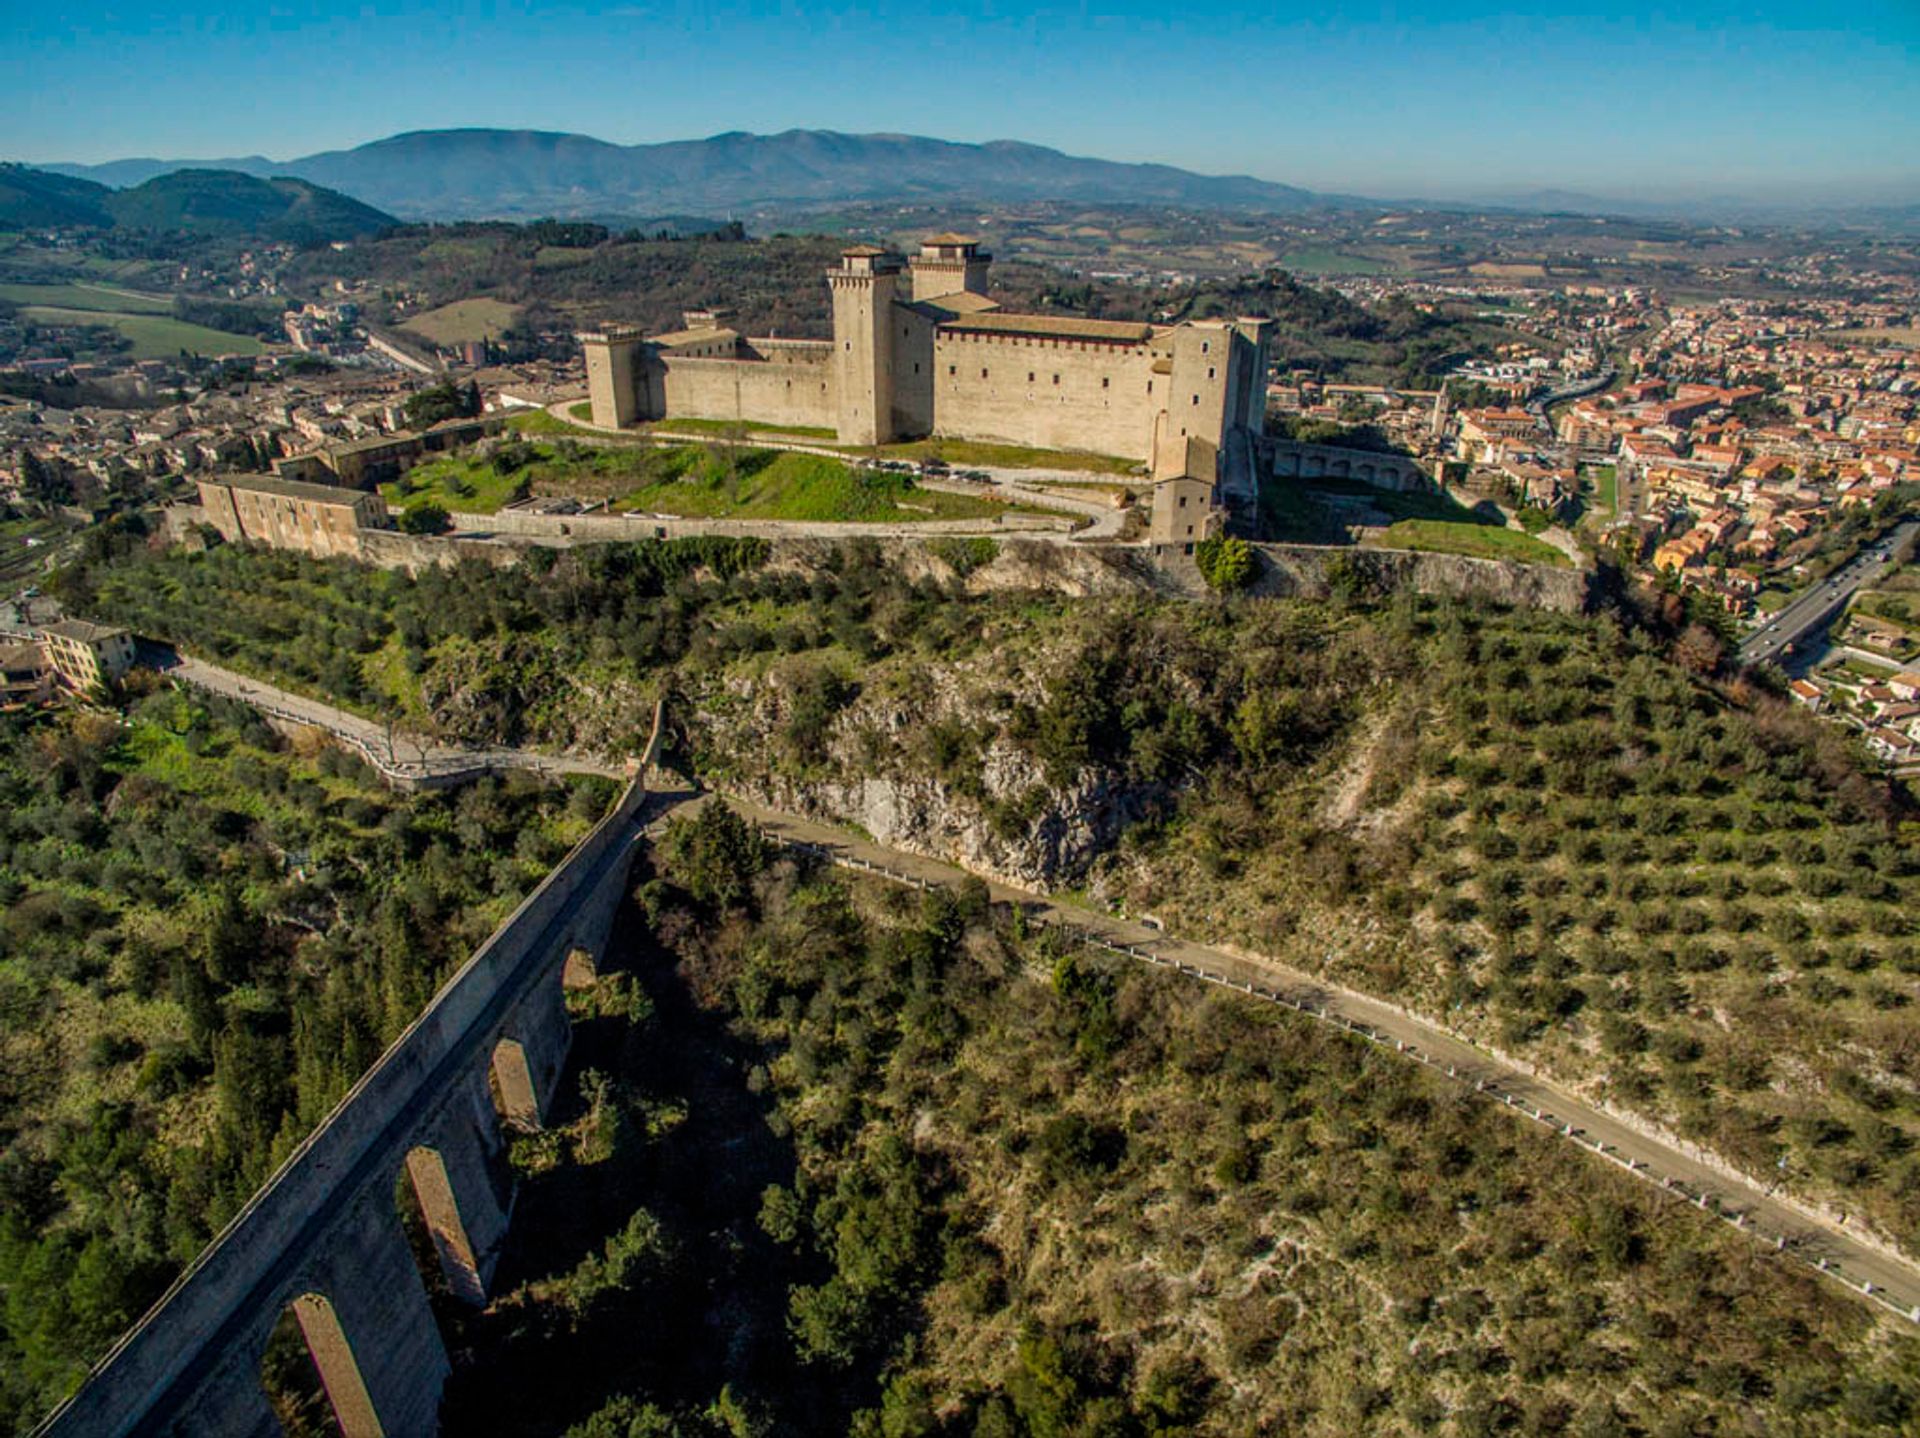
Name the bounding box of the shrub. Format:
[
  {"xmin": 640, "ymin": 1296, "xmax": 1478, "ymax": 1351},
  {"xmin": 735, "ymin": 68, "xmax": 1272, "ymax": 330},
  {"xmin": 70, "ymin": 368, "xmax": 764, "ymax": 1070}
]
[
  {"xmin": 399, "ymin": 502, "xmax": 450, "ymax": 535},
  {"xmin": 1194, "ymin": 535, "xmax": 1257, "ymax": 593}
]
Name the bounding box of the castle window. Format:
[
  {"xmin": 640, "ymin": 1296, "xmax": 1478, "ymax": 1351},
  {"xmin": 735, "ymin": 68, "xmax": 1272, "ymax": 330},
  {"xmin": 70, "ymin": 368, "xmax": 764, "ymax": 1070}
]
[
  {"xmin": 1178, "ymin": 495, "xmax": 1187, "ymax": 508},
  {"xmin": 914, "ymin": 363, "xmax": 920, "ymax": 373},
  {"xmin": 1208, "ymin": 367, "xmax": 1216, "ymax": 380},
  {"xmin": 1202, "ymin": 341, "xmax": 1210, "ymax": 353},
  {"xmin": 1192, "ymin": 395, "xmax": 1200, "ymax": 405},
  {"xmin": 1052, "ymin": 374, "xmax": 1060, "ymax": 385},
  {"xmin": 1101, "ymin": 377, "xmax": 1109, "ymax": 389},
  {"xmin": 1028, "ymin": 371, "xmax": 1035, "ymax": 383},
  {"xmin": 949, "ymin": 365, "xmax": 956, "ymax": 376},
  {"xmin": 1147, "ymin": 381, "xmax": 1154, "ymax": 394},
  {"xmin": 982, "ymin": 368, "xmax": 989, "ymax": 379}
]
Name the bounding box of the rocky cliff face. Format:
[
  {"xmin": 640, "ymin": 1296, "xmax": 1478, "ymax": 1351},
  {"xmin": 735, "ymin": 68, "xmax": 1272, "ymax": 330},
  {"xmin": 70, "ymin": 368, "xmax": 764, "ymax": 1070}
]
[{"xmin": 689, "ymin": 655, "xmax": 1162, "ymax": 890}]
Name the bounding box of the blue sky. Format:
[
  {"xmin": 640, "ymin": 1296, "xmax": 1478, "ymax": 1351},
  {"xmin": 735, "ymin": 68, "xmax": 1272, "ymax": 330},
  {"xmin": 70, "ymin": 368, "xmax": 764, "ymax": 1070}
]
[{"xmin": 6, "ymin": 1, "xmax": 1917, "ymax": 201}]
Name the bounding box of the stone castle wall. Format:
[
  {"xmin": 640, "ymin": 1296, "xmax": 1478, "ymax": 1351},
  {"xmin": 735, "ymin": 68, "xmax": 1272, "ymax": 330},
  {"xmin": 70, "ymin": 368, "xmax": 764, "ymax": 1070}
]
[
  {"xmin": 651, "ymin": 353, "xmax": 838, "ymax": 431},
  {"xmin": 928, "ymin": 333, "xmax": 1159, "ymax": 460}
]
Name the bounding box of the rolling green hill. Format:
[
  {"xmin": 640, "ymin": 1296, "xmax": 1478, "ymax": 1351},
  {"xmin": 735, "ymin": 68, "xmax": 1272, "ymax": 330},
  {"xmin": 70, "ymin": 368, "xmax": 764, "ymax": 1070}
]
[
  {"xmin": 0, "ymin": 164, "xmax": 395, "ymax": 242},
  {"xmin": 0, "ymin": 164, "xmax": 115, "ymax": 229}
]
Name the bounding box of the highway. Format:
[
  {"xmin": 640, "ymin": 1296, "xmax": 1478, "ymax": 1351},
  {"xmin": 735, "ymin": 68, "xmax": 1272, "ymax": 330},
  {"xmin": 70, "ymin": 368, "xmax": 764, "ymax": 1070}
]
[{"xmin": 1739, "ymin": 519, "xmax": 1919, "ymax": 669}]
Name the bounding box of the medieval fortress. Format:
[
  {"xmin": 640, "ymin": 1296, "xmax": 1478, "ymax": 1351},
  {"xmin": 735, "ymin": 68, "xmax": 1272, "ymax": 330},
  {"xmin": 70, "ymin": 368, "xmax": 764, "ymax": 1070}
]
[{"xmin": 580, "ymin": 237, "xmax": 1272, "ymax": 536}]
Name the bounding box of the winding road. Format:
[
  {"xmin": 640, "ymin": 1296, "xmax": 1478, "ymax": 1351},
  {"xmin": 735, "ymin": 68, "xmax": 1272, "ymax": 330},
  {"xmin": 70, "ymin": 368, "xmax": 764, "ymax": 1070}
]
[
  {"xmin": 146, "ymin": 650, "xmax": 1920, "ymax": 1327},
  {"xmin": 722, "ymin": 796, "xmax": 1920, "ymax": 1327}
]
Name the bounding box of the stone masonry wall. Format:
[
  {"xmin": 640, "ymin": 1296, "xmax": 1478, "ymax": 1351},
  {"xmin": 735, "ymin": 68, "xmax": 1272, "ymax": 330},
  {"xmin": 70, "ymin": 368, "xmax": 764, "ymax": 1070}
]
[
  {"xmin": 929, "ymin": 333, "xmax": 1159, "ymax": 460},
  {"xmin": 653, "ymin": 355, "xmax": 839, "ymax": 431}
]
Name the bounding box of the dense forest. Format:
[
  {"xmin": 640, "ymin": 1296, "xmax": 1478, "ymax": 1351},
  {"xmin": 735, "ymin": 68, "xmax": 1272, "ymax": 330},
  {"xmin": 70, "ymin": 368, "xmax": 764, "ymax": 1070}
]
[
  {"xmin": 427, "ymin": 800, "xmax": 1919, "ymax": 1435},
  {"xmin": 0, "ymin": 692, "xmax": 605, "ymax": 1433}
]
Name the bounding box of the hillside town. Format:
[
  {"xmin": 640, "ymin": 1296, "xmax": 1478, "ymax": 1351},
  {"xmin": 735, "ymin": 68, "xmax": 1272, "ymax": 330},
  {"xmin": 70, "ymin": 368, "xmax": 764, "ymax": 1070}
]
[{"xmin": 5, "ymin": 243, "xmax": 1919, "ymax": 775}]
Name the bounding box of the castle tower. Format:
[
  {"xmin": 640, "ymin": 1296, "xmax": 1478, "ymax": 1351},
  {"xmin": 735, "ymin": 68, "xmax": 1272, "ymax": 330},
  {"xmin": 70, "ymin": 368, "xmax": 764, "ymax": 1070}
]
[
  {"xmin": 577, "ymin": 325, "xmax": 647, "ymax": 428},
  {"xmin": 910, "ymin": 235, "xmax": 991, "ymax": 302},
  {"xmin": 827, "ymin": 245, "xmax": 902, "ymax": 446}
]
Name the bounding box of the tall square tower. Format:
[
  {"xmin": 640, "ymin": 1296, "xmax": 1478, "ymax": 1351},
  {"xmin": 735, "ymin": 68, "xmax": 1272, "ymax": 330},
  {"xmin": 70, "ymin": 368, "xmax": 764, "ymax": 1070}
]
[
  {"xmin": 828, "ymin": 245, "xmax": 903, "ymax": 446},
  {"xmin": 910, "ymin": 234, "xmax": 992, "ymax": 302}
]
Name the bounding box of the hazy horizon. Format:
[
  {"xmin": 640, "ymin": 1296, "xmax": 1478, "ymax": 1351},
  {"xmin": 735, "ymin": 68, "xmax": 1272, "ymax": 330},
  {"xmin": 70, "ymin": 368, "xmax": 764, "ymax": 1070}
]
[{"xmin": 8, "ymin": 1, "xmax": 1917, "ymax": 208}]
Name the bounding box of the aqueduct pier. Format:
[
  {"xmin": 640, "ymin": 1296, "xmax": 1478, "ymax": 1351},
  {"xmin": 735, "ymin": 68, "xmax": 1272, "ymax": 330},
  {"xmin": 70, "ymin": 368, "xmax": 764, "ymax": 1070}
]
[{"xmin": 36, "ymin": 712, "xmax": 666, "ymax": 1438}]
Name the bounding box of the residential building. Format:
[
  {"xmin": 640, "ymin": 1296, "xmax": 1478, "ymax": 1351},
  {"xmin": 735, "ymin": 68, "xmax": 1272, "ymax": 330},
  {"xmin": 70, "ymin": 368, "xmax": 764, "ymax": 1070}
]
[{"xmin": 38, "ymin": 619, "xmax": 135, "ymax": 694}]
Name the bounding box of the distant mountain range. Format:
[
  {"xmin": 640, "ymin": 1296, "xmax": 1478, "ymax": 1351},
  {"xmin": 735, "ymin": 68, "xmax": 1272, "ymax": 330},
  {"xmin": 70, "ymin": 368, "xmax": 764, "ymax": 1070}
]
[
  {"xmin": 17, "ymin": 129, "xmax": 1917, "ymax": 233},
  {"xmin": 0, "ymin": 164, "xmax": 396, "ymax": 241},
  {"xmin": 34, "ymin": 128, "xmax": 1330, "ymax": 221}
]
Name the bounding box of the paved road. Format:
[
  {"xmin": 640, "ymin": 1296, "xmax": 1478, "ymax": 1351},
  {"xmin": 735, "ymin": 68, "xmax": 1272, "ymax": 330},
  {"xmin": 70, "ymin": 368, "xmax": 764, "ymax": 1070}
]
[
  {"xmin": 1740, "ymin": 519, "xmax": 1919, "ymax": 669},
  {"xmin": 720, "ymin": 793, "xmax": 1920, "ymax": 1326},
  {"xmin": 1528, "ymin": 369, "xmax": 1616, "ymax": 435},
  {"xmin": 148, "ymin": 646, "xmax": 627, "ymax": 784}
]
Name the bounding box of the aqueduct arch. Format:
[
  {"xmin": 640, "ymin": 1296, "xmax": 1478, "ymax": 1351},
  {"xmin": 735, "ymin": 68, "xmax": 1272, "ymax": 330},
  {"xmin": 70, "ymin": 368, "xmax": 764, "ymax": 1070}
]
[
  {"xmin": 40, "ymin": 702, "xmax": 665, "ymax": 1438},
  {"xmin": 289, "ymin": 1293, "xmax": 384, "ymax": 1438},
  {"xmin": 489, "ymin": 1037, "xmax": 542, "ymax": 1131},
  {"xmin": 403, "ymin": 1146, "xmax": 487, "ymax": 1307}
]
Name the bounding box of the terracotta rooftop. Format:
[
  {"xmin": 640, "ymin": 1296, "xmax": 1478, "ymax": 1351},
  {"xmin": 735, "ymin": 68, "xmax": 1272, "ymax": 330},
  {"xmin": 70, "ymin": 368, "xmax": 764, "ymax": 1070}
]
[{"xmin": 922, "ymin": 233, "xmax": 980, "ymax": 247}]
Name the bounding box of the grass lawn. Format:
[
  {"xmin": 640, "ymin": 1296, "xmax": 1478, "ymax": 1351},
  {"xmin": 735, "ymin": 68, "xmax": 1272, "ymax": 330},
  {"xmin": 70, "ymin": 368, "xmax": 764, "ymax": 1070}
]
[
  {"xmin": 400, "ymin": 297, "xmax": 522, "ymax": 346},
  {"xmin": 846, "ymin": 437, "xmax": 1139, "ymax": 476},
  {"xmin": 613, "ymin": 448, "xmax": 1019, "ymax": 522},
  {"xmin": 568, "ymin": 401, "xmax": 594, "ymax": 421},
  {"xmin": 507, "ymin": 410, "xmax": 606, "ymax": 438},
  {"xmin": 18, "ymin": 306, "xmax": 265, "ymax": 359},
  {"xmin": 0, "ymin": 281, "xmax": 172, "ymax": 313},
  {"xmin": 1373, "ymin": 518, "xmax": 1570, "ymax": 567},
  {"xmin": 1754, "ymin": 587, "xmax": 1794, "ymax": 614},
  {"xmin": 655, "ymin": 416, "xmax": 840, "ymax": 441},
  {"xmin": 382, "ymin": 456, "xmax": 534, "ymax": 514},
  {"xmin": 388, "ymin": 440, "xmax": 1043, "ymax": 523},
  {"xmin": 1587, "ymin": 464, "xmax": 1618, "ymax": 518}
]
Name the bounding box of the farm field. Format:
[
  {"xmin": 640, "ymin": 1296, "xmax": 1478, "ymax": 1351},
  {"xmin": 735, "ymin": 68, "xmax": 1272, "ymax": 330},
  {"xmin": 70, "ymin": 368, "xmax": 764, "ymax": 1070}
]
[
  {"xmin": 1821, "ymin": 326, "xmax": 1920, "ymax": 348},
  {"xmin": 399, "ymin": 296, "xmax": 522, "ymax": 345},
  {"xmin": 1276, "ymin": 247, "xmax": 1391, "ymax": 274},
  {"xmin": 0, "ymin": 516, "xmax": 75, "ymax": 588},
  {"xmin": 13, "ymin": 304, "xmax": 265, "ymax": 359},
  {"xmin": 0, "ymin": 281, "xmax": 172, "ymax": 313}
]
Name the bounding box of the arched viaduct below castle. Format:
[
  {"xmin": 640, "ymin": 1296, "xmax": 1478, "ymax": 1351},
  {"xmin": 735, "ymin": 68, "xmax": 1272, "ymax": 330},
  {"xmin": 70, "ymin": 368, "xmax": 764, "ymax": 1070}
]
[
  {"xmin": 1259, "ymin": 437, "xmax": 1433, "ymax": 493},
  {"xmin": 36, "ymin": 713, "xmax": 666, "ymax": 1438}
]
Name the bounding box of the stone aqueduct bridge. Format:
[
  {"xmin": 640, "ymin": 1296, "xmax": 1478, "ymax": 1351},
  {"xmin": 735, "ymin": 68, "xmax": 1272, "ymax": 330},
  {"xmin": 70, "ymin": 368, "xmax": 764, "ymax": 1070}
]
[
  {"xmin": 38, "ymin": 709, "xmax": 668, "ymax": 1438},
  {"xmin": 1259, "ymin": 437, "xmax": 1433, "ymax": 493}
]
